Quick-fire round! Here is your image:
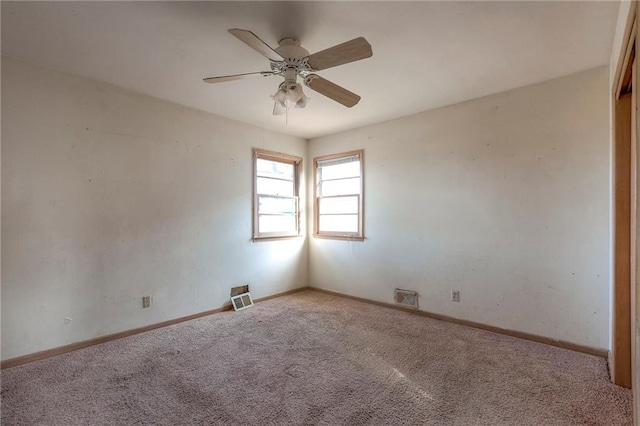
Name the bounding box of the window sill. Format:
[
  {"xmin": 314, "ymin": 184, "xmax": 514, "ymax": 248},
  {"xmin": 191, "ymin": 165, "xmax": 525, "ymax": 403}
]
[
  {"xmin": 253, "ymin": 235, "xmax": 304, "ymax": 242},
  {"xmin": 313, "ymin": 234, "xmax": 365, "ymax": 242}
]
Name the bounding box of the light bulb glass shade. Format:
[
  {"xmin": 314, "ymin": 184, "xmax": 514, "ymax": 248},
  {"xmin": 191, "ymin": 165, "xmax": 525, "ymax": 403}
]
[
  {"xmin": 284, "ymin": 86, "xmax": 296, "ymax": 102},
  {"xmin": 271, "ymin": 86, "xmax": 287, "ymax": 108},
  {"xmin": 273, "ymin": 101, "xmax": 286, "ymax": 116},
  {"xmin": 295, "ymin": 91, "xmax": 310, "ymax": 108},
  {"xmin": 290, "ymin": 83, "xmax": 309, "ymax": 109},
  {"xmin": 270, "ymin": 82, "xmax": 310, "ymax": 113}
]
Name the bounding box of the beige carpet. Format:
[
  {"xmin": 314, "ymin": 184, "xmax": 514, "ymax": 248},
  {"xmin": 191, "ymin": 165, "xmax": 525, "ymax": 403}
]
[{"xmin": 1, "ymin": 290, "xmax": 632, "ymax": 425}]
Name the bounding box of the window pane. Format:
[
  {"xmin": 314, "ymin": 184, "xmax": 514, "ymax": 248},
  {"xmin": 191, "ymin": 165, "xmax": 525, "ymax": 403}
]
[
  {"xmin": 318, "ymin": 196, "xmax": 358, "ymax": 215},
  {"xmin": 321, "ymin": 178, "xmax": 360, "ymax": 196},
  {"xmin": 258, "ymin": 196, "xmax": 297, "ymax": 215},
  {"xmin": 257, "ymin": 177, "xmax": 294, "ymax": 196},
  {"xmin": 257, "ymin": 158, "xmax": 294, "ymax": 180},
  {"xmin": 318, "ymin": 214, "xmax": 359, "ymax": 233},
  {"xmin": 259, "ymin": 215, "xmax": 297, "ymax": 234},
  {"xmin": 320, "ymin": 161, "xmax": 360, "ymax": 181}
]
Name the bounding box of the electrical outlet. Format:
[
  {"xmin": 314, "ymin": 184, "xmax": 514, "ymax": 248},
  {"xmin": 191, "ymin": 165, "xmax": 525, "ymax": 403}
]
[
  {"xmin": 142, "ymin": 296, "xmax": 151, "ymax": 308},
  {"xmin": 451, "ymin": 290, "xmax": 460, "ymax": 302}
]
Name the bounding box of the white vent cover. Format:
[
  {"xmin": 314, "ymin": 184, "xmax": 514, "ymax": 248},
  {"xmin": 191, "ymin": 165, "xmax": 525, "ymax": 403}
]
[
  {"xmin": 395, "ymin": 289, "xmax": 418, "ymax": 309},
  {"xmin": 231, "ymin": 292, "xmax": 254, "ymax": 311}
]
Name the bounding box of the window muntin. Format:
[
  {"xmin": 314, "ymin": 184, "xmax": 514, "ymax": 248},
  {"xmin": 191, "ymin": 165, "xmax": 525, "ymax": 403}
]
[
  {"xmin": 254, "ymin": 149, "xmax": 301, "ymax": 239},
  {"xmin": 314, "ymin": 150, "xmax": 364, "ymax": 239}
]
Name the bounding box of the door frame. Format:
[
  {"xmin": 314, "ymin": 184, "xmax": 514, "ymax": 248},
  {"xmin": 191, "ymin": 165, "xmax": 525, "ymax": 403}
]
[{"xmin": 611, "ymin": 3, "xmax": 638, "ymax": 422}]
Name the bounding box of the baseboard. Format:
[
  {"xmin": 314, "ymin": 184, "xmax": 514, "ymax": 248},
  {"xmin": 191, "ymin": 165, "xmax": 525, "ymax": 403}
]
[
  {"xmin": 1, "ymin": 286, "xmax": 308, "ymax": 369},
  {"xmin": 308, "ymin": 287, "xmax": 609, "ymax": 359}
]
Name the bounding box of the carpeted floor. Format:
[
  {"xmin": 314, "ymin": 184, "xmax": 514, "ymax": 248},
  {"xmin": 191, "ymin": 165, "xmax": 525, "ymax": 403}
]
[{"xmin": 1, "ymin": 290, "xmax": 633, "ymax": 425}]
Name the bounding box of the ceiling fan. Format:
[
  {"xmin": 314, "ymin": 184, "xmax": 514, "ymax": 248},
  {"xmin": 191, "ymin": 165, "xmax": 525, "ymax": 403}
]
[{"xmin": 203, "ymin": 29, "xmax": 373, "ymax": 115}]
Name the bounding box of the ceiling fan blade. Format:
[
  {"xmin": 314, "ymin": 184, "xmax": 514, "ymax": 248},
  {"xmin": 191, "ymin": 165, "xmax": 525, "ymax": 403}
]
[
  {"xmin": 304, "ymin": 75, "xmax": 361, "ymax": 108},
  {"xmin": 203, "ymin": 71, "xmax": 275, "ymax": 83},
  {"xmin": 228, "ymin": 29, "xmax": 283, "ymax": 62},
  {"xmin": 306, "ymin": 37, "xmax": 372, "ymax": 71}
]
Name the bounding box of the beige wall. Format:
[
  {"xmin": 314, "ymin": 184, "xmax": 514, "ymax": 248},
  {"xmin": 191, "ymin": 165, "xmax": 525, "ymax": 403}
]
[
  {"xmin": 1, "ymin": 57, "xmax": 308, "ymax": 360},
  {"xmin": 308, "ymin": 67, "xmax": 611, "ymax": 350},
  {"xmin": 1, "ymin": 57, "xmax": 613, "ymax": 359}
]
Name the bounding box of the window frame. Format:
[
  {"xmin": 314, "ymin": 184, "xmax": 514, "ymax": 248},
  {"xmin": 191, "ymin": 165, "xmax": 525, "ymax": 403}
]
[
  {"xmin": 253, "ymin": 148, "xmax": 303, "ymax": 241},
  {"xmin": 313, "ymin": 149, "xmax": 364, "ymax": 240}
]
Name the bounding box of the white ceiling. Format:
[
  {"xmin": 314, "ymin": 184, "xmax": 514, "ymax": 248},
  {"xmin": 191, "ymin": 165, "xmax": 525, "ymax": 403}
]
[{"xmin": 2, "ymin": 1, "xmax": 620, "ymax": 139}]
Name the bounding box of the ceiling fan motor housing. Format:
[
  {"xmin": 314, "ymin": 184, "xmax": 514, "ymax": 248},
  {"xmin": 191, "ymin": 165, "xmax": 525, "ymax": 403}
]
[
  {"xmin": 274, "ymin": 37, "xmax": 312, "ymax": 83},
  {"xmin": 275, "ymin": 38, "xmax": 310, "ymax": 61}
]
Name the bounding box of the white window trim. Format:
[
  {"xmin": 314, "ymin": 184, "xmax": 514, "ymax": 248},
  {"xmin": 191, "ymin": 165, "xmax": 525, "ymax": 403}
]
[
  {"xmin": 313, "ymin": 149, "xmax": 364, "ymax": 240},
  {"xmin": 253, "ymin": 148, "xmax": 303, "ymax": 241}
]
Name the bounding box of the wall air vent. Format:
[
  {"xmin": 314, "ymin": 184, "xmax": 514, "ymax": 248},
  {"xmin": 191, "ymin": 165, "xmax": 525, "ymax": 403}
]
[
  {"xmin": 230, "ymin": 285, "xmax": 249, "ymax": 297},
  {"xmin": 395, "ymin": 289, "xmax": 418, "ymax": 309},
  {"xmin": 231, "ymin": 292, "xmax": 254, "ymax": 311}
]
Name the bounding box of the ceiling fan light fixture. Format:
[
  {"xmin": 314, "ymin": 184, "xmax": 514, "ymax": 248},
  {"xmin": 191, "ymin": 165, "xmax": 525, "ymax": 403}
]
[
  {"xmin": 204, "ymin": 29, "xmax": 373, "ymax": 114},
  {"xmin": 271, "ymin": 85, "xmax": 288, "ymax": 108},
  {"xmin": 273, "ymin": 101, "xmax": 286, "ymax": 116},
  {"xmin": 271, "ymin": 82, "xmax": 309, "ymax": 113},
  {"xmin": 289, "ymin": 83, "xmax": 309, "ymax": 109},
  {"xmin": 295, "ymin": 95, "xmax": 309, "ymax": 109},
  {"xmin": 294, "ymin": 87, "xmax": 310, "ymax": 109}
]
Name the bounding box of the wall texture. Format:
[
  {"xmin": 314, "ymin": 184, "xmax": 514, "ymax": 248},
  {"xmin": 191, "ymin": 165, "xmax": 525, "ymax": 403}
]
[
  {"xmin": 1, "ymin": 57, "xmax": 308, "ymax": 360},
  {"xmin": 308, "ymin": 67, "xmax": 611, "ymax": 350},
  {"xmin": 1, "ymin": 58, "xmax": 612, "ymax": 359}
]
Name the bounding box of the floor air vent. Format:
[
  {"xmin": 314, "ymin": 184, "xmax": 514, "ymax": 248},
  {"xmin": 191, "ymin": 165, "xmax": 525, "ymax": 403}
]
[
  {"xmin": 395, "ymin": 289, "xmax": 418, "ymax": 309},
  {"xmin": 231, "ymin": 292, "xmax": 254, "ymax": 311}
]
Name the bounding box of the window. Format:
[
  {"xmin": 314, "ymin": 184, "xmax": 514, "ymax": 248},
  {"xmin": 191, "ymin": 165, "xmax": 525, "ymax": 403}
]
[
  {"xmin": 314, "ymin": 150, "xmax": 364, "ymax": 240},
  {"xmin": 253, "ymin": 149, "xmax": 302, "ymax": 240}
]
